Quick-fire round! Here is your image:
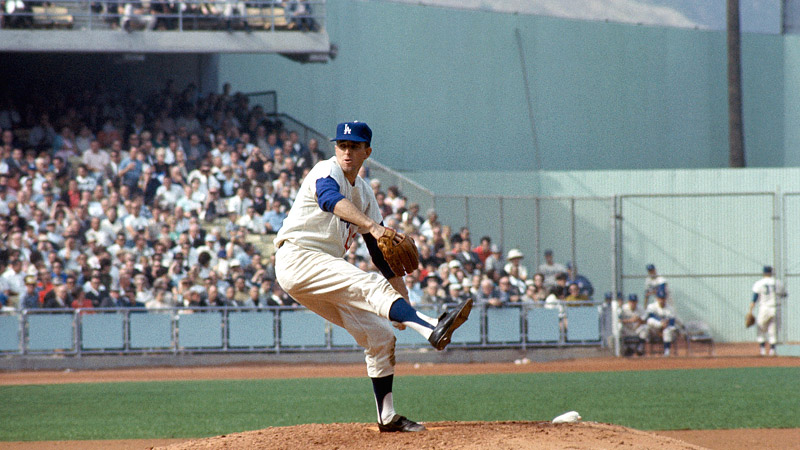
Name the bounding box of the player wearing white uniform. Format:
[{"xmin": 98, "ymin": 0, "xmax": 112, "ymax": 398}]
[
  {"xmin": 748, "ymin": 266, "xmax": 785, "ymax": 356},
  {"xmin": 644, "ymin": 285, "xmax": 679, "ymax": 356},
  {"xmin": 619, "ymin": 294, "xmax": 647, "ymax": 356},
  {"xmin": 274, "ymin": 122, "xmax": 472, "ymax": 432},
  {"xmin": 644, "ymin": 263, "xmax": 669, "ymax": 308}
]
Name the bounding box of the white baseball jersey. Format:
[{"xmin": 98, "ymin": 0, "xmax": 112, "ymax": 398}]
[
  {"xmin": 274, "ymin": 156, "xmax": 401, "ymax": 379},
  {"xmin": 645, "ymin": 275, "xmax": 667, "ymax": 295},
  {"xmin": 619, "ymin": 302, "xmax": 645, "ymax": 337},
  {"xmin": 274, "ymin": 156, "xmax": 381, "ymax": 257},
  {"xmin": 752, "ymin": 277, "xmax": 783, "ymax": 310}
]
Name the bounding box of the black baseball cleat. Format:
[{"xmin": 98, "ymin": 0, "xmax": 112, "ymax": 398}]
[
  {"xmin": 428, "ymin": 298, "xmax": 473, "ymax": 351},
  {"xmin": 378, "ymin": 414, "xmax": 426, "ymax": 432}
]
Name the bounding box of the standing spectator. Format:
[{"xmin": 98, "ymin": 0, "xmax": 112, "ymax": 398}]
[
  {"xmin": 536, "ymin": 249, "xmax": 565, "ymax": 289},
  {"xmin": 748, "ymin": 265, "xmax": 786, "ymax": 356}
]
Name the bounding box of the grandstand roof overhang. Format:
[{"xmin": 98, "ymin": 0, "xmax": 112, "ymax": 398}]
[{"xmin": 0, "ymin": 30, "xmax": 331, "ymax": 59}]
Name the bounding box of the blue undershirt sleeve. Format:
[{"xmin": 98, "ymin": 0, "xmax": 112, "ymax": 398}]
[
  {"xmin": 364, "ymin": 231, "xmax": 396, "ymax": 280},
  {"xmin": 316, "ymin": 176, "xmax": 346, "ymax": 212},
  {"xmin": 752, "ymin": 292, "xmax": 759, "ymax": 303}
]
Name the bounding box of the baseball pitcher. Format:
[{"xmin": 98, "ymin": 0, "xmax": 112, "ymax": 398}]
[{"xmin": 274, "ymin": 121, "xmax": 472, "ymax": 432}]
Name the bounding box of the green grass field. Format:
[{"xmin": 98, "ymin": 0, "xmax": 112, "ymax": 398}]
[{"xmin": 2, "ymin": 367, "xmax": 798, "ymax": 441}]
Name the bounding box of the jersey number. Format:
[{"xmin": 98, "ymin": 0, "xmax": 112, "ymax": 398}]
[{"xmin": 344, "ymin": 225, "xmax": 358, "ymax": 250}]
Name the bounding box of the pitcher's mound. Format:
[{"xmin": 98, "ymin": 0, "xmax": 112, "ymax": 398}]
[{"xmin": 155, "ymin": 421, "xmax": 707, "ymax": 450}]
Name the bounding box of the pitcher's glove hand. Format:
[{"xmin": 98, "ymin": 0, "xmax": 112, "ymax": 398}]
[
  {"xmin": 377, "ymin": 227, "xmax": 419, "ymax": 277},
  {"xmin": 745, "ymin": 312, "xmax": 756, "ymax": 328}
]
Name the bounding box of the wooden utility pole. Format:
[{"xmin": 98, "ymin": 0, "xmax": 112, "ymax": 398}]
[{"xmin": 727, "ymin": 0, "xmax": 745, "ymax": 167}]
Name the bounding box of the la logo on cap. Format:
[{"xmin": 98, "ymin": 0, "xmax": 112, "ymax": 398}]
[{"xmin": 332, "ymin": 121, "xmax": 372, "ymax": 145}]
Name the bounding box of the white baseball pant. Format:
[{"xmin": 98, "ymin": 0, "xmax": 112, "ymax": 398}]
[{"xmin": 275, "ymin": 241, "xmax": 401, "ymax": 378}]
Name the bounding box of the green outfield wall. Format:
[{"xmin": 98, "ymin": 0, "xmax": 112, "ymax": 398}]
[
  {"xmin": 221, "ymin": 0, "xmax": 788, "ymax": 171},
  {"xmin": 404, "ymin": 166, "xmax": 800, "ymax": 344}
]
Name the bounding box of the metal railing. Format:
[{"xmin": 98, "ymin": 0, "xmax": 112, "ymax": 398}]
[
  {"xmin": 0, "ymin": 302, "xmax": 610, "ymax": 356},
  {"xmin": 0, "ymin": 0, "xmax": 325, "ymax": 32}
]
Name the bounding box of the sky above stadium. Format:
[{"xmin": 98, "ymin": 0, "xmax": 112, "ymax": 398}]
[{"xmin": 384, "ymin": 0, "xmax": 782, "ymax": 34}]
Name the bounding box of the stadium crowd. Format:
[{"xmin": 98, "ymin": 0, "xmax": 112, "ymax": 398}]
[
  {"xmin": 0, "ymin": 80, "xmax": 595, "ymax": 316},
  {"xmin": 0, "ymin": 0, "xmax": 316, "ymax": 32}
]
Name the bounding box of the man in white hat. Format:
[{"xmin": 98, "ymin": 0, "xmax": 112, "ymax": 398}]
[{"xmin": 504, "ymin": 248, "xmax": 529, "ymax": 281}]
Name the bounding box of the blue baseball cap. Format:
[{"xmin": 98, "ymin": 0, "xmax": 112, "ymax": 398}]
[
  {"xmin": 628, "ymin": 294, "xmax": 638, "ymax": 302},
  {"xmin": 763, "ymin": 265, "xmax": 773, "ymax": 274},
  {"xmin": 331, "ymin": 121, "xmax": 372, "ymax": 145},
  {"xmin": 646, "ymin": 264, "xmax": 656, "ymax": 271}
]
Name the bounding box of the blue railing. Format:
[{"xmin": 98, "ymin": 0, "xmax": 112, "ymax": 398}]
[{"xmin": 0, "ymin": 302, "xmax": 609, "ymax": 356}]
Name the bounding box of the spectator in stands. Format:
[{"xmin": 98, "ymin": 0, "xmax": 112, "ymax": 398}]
[
  {"xmin": 475, "ymin": 278, "xmax": 501, "ymax": 308},
  {"xmin": 453, "ymin": 238, "xmax": 481, "ymax": 269},
  {"xmin": 119, "ymin": 146, "xmax": 144, "ymax": 189},
  {"xmin": 285, "ymin": 0, "xmax": 314, "ymax": 31},
  {"xmin": 496, "ymin": 275, "xmax": 520, "ymax": 305},
  {"xmin": 83, "ymin": 271, "xmax": 109, "ymax": 307},
  {"xmin": 19, "ymin": 275, "xmax": 40, "ymax": 309},
  {"xmin": 236, "ymin": 205, "xmax": 266, "ymax": 234},
  {"xmin": 564, "ymin": 283, "xmax": 589, "ymax": 305},
  {"xmin": 472, "ymin": 236, "xmax": 492, "ymax": 265},
  {"xmin": 44, "ymin": 279, "xmax": 72, "ymax": 309},
  {"xmin": 419, "ymin": 208, "xmax": 440, "ymax": 241},
  {"xmin": 227, "ymin": 186, "xmax": 252, "ymax": 216},
  {"xmin": 526, "ymin": 272, "xmax": 547, "ymax": 302},
  {"xmin": 28, "ymin": 113, "xmax": 56, "ymax": 151},
  {"xmin": 520, "ymin": 281, "xmax": 539, "ymax": 304},
  {"xmin": 419, "ymin": 276, "xmax": 446, "ymax": 308},
  {"xmin": 564, "ymin": 262, "xmax": 593, "ymax": 299},
  {"xmin": 121, "ymin": 0, "xmax": 157, "ymax": 31},
  {"xmin": 506, "ymin": 264, "xmax": 526, "ymax": 294},
  {"xmin": 504, "ymin": 248, "xmax": 529, "ymax": 281},
  {"xmin": 537, "ymin": 249, "xmax": 566, "ymax": 289},
  {"xmin": 262, "ymin": 199, "xmax": 286, "ymax": 233}
]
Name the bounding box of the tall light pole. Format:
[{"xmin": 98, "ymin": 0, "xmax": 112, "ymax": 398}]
[{"xmin": 727, "ymin": 0, "xmax": 745, "ymax": 167}]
